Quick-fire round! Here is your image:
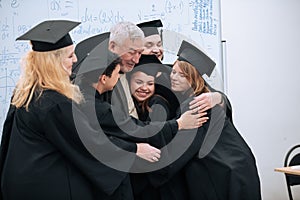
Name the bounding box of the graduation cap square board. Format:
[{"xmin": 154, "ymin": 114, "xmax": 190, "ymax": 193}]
[
  {"xmin": 137, "ymin": 19, "xmax": 163, "ymax": 37},
  {"xmin": 177, "ymin": 40, "xmax": 215, "ymax": 77},
  {"xmin": 16, "ymin": 20, "xmax": 80, "ymax": 52}
]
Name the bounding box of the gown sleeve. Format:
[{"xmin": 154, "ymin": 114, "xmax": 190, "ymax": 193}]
[
  {"xmin": 206, "ymin": 84, "xmax": 233, "ymax": 123},
  {"xmin": 43, "ymin": 101, "xmax": 134, "ymax": 195},
  {"xmin": 0, "ymin": 104, "xmax": 16, "ymax": 200},
  {"xmin": 147, "ymin": 95, "xmax": 172, "ymax": 123},
  {"xmin": 95, "ymin": 101, "xmax": 177, "ymax": 148},
  {"xmin": 0, "ymin": 104, "xmax": 16, "ymax": 167}
]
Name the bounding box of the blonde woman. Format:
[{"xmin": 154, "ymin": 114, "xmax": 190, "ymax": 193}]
[{"xmin": 0, "ymin": 20, "xmax": 134, "ymax": 200}]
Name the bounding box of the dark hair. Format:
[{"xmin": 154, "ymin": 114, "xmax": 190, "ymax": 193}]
[
  {"xmin": 102, "ymin": 55, "xmax": 121, "ymax": 77},
  {"xmin": 78, "ymin": 53, "xmax": 121, "ymax": 86}
]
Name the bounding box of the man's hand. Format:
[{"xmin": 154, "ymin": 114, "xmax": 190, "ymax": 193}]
[{"xmin": 177, "ymin": 109, "xmax": 208, "ymax": 130}]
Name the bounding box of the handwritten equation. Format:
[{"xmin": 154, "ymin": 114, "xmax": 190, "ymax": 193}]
[
  {"xmin": 48, "ymin": 0, "xmax": 78, "ymax": 18},
  {"xmin": 191, "ymin": 0, "xmax": 217, "ymax": 35},
  {"xmin": 0, "ymin": 68, "xmax": 18, "ymax": 103}
]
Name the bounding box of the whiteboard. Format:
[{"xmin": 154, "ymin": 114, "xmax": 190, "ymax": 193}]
[{"xmin": 0, "ymin": 0, "xmax": 224, "ymax": 134}]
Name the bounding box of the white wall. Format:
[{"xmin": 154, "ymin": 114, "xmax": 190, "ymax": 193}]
[{"xmin": 221, "ymin": 0, "xmax": 300, "ymax": 199}]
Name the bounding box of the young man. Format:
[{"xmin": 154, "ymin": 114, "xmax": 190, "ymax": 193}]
[{"xmin": 137, "ymin": 19, "xmax": 164, "ymax": 61}]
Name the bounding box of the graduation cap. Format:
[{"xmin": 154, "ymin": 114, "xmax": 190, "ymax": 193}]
[
  {"xmin": 129, "ymin": 54, "xmax": 169, "ymax": 78},
  {"xmin": 72, "ymin": 32, "xmax": 110, "ymax": 75},
  {"xmin": 72, "ymin": 32, "xmax": 119, "ymax": 82},
  {"xmin": 137, "ymin": 19, "xmax": 163, "ymax": 37},
  {"xmin": 16, "ymin": 20, "xmax": 80, "ymax": 52},
  {"xmin": 177, "ymin": 40, "xmax": 215, "ymax": 77}
]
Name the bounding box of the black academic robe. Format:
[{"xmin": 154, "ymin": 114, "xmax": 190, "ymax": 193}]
[
  {"xmin": 0, "ymin": 90, "xmax": 134, "ymax": 200},
  {"xmin": 130, "ymin": 95, "xmax": 189, "ymax": 200},
  {"xmin": 78, "ymin": 83, "xmax": 182, "ymax": 182},
  {"xmin": 79, "ymin": 84, "xmax": 178, "ymax": 151},
  {"xmin": 177, "ymin": 97, "xmax": 262, "ymax": 200},
  {"xmin": 133, "ymin": 94, "xmax": 172, "ymax": 122},
  {"xmin": 80, "ymin": 83, "xmax": 189, "ymax": 200}
]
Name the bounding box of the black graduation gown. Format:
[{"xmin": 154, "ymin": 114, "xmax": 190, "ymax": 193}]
[
  {"xmin": 178, "ymin": 97, "xmax": 261, "ymax": 200},
  {"xmin": 130, "ymin": 94, "xmax": 196, "ymax": 200},
  {"xmin": 79, "ymin": 84, "xmax": 178, "ymax": 151},
  {"xmin": 78, "ymin": 84, "xmax": 179, "ymax": 181},
  {"xmin": 84, "ymin": 83, "xmax": 188, "ymax": 200},
  {"xmin": 133, "ymin": 94, "xmax": 172, "ymax": 122},
  {"xmin": 0, "ymin": 90, "xmax": 134, "ymax": 200}
]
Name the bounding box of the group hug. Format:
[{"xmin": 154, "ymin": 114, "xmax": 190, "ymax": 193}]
[{"xmin": 0, "ymin": 18, "xmax": 261, "ymax": 200}]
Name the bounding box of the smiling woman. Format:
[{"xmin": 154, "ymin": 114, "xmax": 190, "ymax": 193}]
[
  {"xmin": 130, "ymin": 71, "xmax": 155, "ymax": 102},
  {"xmin": 128, "ymin": 54, "xmax": 172, "ymax": 121},
  {"xmin": 170, "ymin": 40, "xmax": 261, "ymax": 200}
]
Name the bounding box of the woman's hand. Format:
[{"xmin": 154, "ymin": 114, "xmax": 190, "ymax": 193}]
[
  {"xmin": 136, "ymin": 143, "xmax": 161, "ymax": 162},
  {"xmin": 189, "ymin": 92, "xmax": 223, "ymax": 112}
]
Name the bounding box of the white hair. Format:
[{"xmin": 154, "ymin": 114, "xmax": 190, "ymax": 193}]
[{"xmin": 109, "ymin": 21, "xmax": 144, "ymax": 45}]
